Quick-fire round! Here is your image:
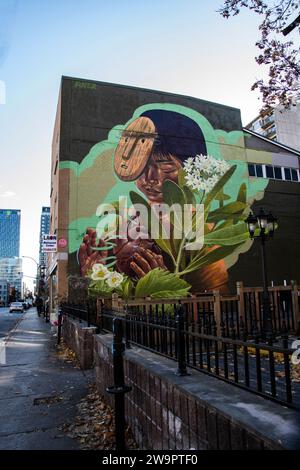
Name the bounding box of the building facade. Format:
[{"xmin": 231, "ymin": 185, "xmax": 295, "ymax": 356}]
[
  {"xmin": 246, "ymin": 102, "xmax": 300, "ymax": 151},
  {"xmin": 49, "ymin": 77, "xmax": 300, "ymax": 305},
  {"xmin": 0, "ymin": 209, "xmax": 21, "ymax": 257},
  {"xmin": 0, "ymin": 279, "xmax": 8, "ymax": 306},
  {"xmin": 0, "ymin": 258, "xmax": 22, "ymax": 301},
  {"xmin": 39, "ymin": 206, "xmax": 50, "ymax": 269}
]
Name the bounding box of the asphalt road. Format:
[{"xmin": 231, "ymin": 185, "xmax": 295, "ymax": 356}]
[{"xmin": 0, "ymin": 307, "xmax": 25, "ymax": 340}]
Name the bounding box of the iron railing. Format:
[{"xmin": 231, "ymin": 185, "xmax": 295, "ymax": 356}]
[{"xmin": 61, "ymin": 301, "xmax": 300, "ymax": 410}]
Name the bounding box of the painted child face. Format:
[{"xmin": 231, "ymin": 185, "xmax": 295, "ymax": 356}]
[{"xmin": 136, "ymin": 153, "xmax": 182, "ymax": 203}]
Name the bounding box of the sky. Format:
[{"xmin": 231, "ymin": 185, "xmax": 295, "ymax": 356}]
[{"xmin": 0, "ymin": 0, "xmax": 268, "ymax": 289}]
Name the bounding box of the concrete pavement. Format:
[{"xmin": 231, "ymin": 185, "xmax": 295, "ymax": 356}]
[{"xmin": 0, "ymin": 308, "xmax": 94, "ymax": 450}]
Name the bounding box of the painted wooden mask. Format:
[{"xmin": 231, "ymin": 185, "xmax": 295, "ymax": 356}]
[{"xmin": 114, "ymin": 116, "xmax": 156, "ymax": 181}]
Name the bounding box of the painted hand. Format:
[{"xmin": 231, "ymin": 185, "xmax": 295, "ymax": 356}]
[
  {"xmin": 78, "ymin": 228, "xmax": 108, "ymax": 276},
  {"xmin": 130, "ymin": 247, "xmax": 167, "ymax": 278}
]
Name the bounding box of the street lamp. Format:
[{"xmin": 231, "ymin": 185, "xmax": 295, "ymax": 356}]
[
  {"xmin": 245, "ymin": 208, "xmax": 277, "ymax": 340},
  {"xmin": 21, "ymin": 256, "xmax": 43, "ymax": 296},
  {"xmin": 22, "ymin": 256, "xmax": 39, "ymax": 267}
]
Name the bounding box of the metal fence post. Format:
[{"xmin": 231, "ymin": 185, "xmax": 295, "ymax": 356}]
[
  {"xmin": 106, "ymin": 317, "xmax": 132, "ymax": 451},
  {"xmin": 213, "ymin": 290, "xmax": 222, "ymax": 337},
  {"xmin": 124, "ymin": 304, "xmax": 131, "ymax": 349},
  {"xmin": 86, "ymin": 301, "xmax": 90, "ymax": 327},
  {"xmin": 57, "ymin": 306, "xmax": 63, "ymax": 345},
  {"xmin": 291, "ymin": 280, "xmax": 300, "ymax": 334},
  {"xmin": 175, "ymin": 303, "xmax": 188, "ymax": 376},
  {"xmin": 236, "ymin": 281, "xmax": 245, "ymax": 326}
]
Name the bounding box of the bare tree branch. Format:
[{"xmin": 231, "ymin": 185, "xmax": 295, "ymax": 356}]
[
  {"xmin": 282, "ymin": 13, "xmax": 300, "ymax": 35},
  {"xmin": 218, "ymin": 1, "xmax": 300, "ymax": 111}
]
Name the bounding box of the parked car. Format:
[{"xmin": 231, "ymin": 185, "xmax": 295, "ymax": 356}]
[{"xmin": 9, "ymin": 302, "xmax": 24, "ymax": 313}]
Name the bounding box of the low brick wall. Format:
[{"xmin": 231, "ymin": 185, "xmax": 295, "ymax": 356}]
[
  {"xmin": 62, "ymin": 316, "xmax": 97, "ymax": 369},
  {"xmin": 94, "ymin": 333, "xmax": 300, "ymax": 450}
]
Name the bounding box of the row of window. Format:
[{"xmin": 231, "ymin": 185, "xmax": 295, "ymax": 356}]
[{"xmin": 248, "ymin": 163, "xmax": 299, "ymax": 182}]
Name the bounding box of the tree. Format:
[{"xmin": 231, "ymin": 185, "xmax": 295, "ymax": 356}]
[{"xmin": 218, "ymin": 1, "xmax": 300, "ymax": 112}]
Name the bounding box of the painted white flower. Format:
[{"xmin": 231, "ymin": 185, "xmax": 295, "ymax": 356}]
[
  {"xmin": 183, "ymin": 157, "xmax": 194, "ymax": 173},
  {"xmin": 106, "ymin": 271, "xmax": 124, "ymax": 288},
  {"xmin": 91, "ymin": 264, "xmax": 110, "ymax": 281},
  {"xmin": 183, "ymin": 154, "xmax": 230, "ymax": 193}
]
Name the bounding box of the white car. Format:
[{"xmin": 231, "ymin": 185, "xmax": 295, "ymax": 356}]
[{"xmin": 9, "ymin": 302, "xmax": 24, "ymax": 313}]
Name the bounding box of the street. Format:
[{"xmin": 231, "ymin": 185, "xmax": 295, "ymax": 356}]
[
  {"xmin": 0, "ymin": 307, "xmax": 25, "ymax": 340},
  {"xmin": 0, "ymin": 308, "xmax": 93, "ymax": 449}
]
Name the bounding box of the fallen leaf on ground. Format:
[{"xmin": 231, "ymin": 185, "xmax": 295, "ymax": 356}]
[{"xmin": 60, "ymin": 384, "xmax": 138, "ymax": 450}]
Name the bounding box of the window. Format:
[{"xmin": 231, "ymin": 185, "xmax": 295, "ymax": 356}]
[
  {"xmin": 284, "ymin": 168, "xmax": 291, "ymax": 181},
  {"xmin": 256, "ymin": 164, "xmax": 263, "ymax": 177},
  {"xmin": 266, "ymin": 165, "xmax": 274, "ymax": 178},
  {"xmin": 274, "ymin": 166, "xmax": 282, "ymax": 180},
  {"xmin": 248, "ymin": 164, "xmax": 255, "ymax": 176},
  {"xmin": 291, "ymin": 169, "xmax": 299, "ymax": 182}
]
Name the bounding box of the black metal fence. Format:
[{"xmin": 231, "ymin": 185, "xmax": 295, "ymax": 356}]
[
  {"xmin": 62, "ymin": 299, "xmax": 99, "ymax": 328},
  {"xmin": 61, "ymin": 301, "xmax": 299, "ymax": 410},
  {"xmin": 243, "ymin": 289, "xmax": 296, "ymax": 334}
]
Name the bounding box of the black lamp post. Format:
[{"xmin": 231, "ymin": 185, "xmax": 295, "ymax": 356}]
[{"xmin": 245, "ymin": 208, "xmax": 277, "ymax": 340}]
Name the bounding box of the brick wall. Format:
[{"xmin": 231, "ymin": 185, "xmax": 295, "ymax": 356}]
[
  {"xmin": 94, "ymin": 333, "xmax": 300, "ymax": 450},
  {"xmin": 62, "ymin": 316, "xmax": 96, "ymax": 369}
]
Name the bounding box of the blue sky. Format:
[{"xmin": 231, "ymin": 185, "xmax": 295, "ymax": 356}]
[{"xmin": 0, "ymin": 0, "xmax": 264, "ymax": 288}]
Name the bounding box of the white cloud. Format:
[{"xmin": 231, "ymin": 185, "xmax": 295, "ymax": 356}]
[{"xmin": 0, "ymin": 190, "xmax": 16, "ymax": 197}]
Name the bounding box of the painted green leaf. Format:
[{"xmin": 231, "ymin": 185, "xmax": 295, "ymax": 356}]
[
  {"xmin": 88, "ymin": 279, "xmax": 113, "ymax": 298},
  {"xmin": 207, "ymin": 201, "xmax": 246, "ymax": 223},
  {"xmin": 215, "ymin": 189, "xmax": 231, "ymax": 202},
  {"xmin": 135, "ymin": 268, "xmax": 191, "ymax": 298},
  {"xmin": 162, "ymin": 179, "xmax": 186, "ymax": 225},
  {"xmin": 214, "ymin": 218, "xmax": 242, "ymax": 230},
  {"xmin": 182, "ymin": 244, "xmax": 244, "ymax": 274},
  {"xmin": 129, "ymin": 190, "xmax": 151, "ymax": 228},
  {"xmin": 182, "ymin": 185, "xmax": 196, "ymax": 205},
  {"xmin": 237, "ymin": 183, "xmax": 247, "ymax": 203},
  {"xmin": 204, "ymin": 222, "xmax": 249, "ymax": 246},
  {"xmin": 162, "ymin": 179, "xmax": 185, "ymax": 236},
  {"xmin": 116, "ymin": 277, "xmax": 134, "ymax": 299},
  {"xmin": 204, "ymin": 165, "xmax": 237, "ymax": 217},
  {"xmin": 150, "ymin": 289, "xmax": 191, "ymax": 299},
  {"xmin": 154, "ymin": 237, "xmax": 175, "ymax": 260},
  {"xmin": 162, "ymin": 180, "xmax": 185, "ymax": 206},
  {"xmin": 177, "ymin": 168, "xmax": 187, "ymax": 188}
]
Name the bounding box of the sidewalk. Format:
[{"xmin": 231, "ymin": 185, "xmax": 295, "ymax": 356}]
[{"xmin": 0, "ymin": 308, "xmax": 94, "ymax": 450}]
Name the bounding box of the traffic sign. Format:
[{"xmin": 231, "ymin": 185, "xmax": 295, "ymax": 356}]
[{"xmin": 42, "ymin": 234, "xmax": 57, "ymax": 253}]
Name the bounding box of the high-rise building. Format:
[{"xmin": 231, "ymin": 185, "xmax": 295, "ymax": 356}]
[
  {"xmin": 0, "ymin": 258, "xmax": 22, "ymax": 300},
  {"xmin": 0, "ymin": 279, "xmax": 8, "ymax": 306},
  {"xmin": 0, "ymin": 209, "xmax": 21, "ymax": 258},
  {"xmin": 39, "ymin": 206, "xmax": 50, "ymax": 268},
  {"xmin": 245, "ymin": 102, "xmax": 300, "ymax": 151}
]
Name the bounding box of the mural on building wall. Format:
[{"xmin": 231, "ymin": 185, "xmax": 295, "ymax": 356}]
[{"xmin": 60, "ymin": 103, "xmax": 269, "ymax": 298}]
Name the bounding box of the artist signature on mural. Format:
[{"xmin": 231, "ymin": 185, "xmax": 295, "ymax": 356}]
[{"xmin": 73, "ymin": 80, "xmax": 96, "ymax": 90}]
